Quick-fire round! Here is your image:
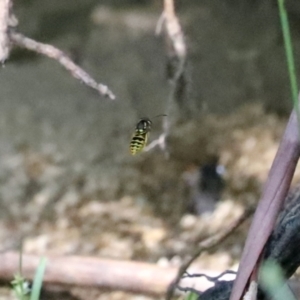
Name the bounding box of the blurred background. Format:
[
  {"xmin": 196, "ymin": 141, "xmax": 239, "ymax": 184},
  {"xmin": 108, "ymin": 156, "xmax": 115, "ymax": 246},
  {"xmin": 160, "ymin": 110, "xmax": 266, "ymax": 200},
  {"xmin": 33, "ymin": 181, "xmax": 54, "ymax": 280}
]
[{"xmin": 1, "ymin": 0, "xmax": 300, "ymax": 299}]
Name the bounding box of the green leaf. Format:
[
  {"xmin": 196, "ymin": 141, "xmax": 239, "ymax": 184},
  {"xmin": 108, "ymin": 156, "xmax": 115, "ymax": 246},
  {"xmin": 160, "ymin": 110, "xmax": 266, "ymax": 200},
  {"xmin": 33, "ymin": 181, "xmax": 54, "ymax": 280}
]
[
  {"xmin": 260, "ymin": 260, "xmax": 296, "ymax": 300},
  {"xmin": 30, "ymin": 257, "xmax": 47, "ymax": 300},
  {"xmin": 277, "ymin": 0, "xmax": 300, "ymax": 129},
  {"xmin": 185, "ymin": 291, "xmax": 199, "ymax": 300}
]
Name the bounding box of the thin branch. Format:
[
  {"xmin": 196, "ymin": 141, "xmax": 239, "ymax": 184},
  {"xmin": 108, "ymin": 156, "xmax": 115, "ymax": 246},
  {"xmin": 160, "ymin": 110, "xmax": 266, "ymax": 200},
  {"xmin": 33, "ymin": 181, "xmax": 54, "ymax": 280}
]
[
  {"xmin": 177, "ymin": 270, "xmax": 237, "ymax": 297},
  {"xmin": 176, "ymin": 285, "xmax": 201, "ymax": 295},
  {"xmin": 165, "ymin": 206, "xmax": 254, "ymax": 300},
  {"xmin": 144, "ymin": 132, "xmax": 167, "ymax": 152},
  {"xmin": 8, "ymin": 31, "xmax": 116, "ymax": 100},
  {"xmin": 148, "ymin": 0, "xmax": 187, "ymax": 155},
  {"xmin": 163, "ymin": 0, "xmax": 187, "ymax": 76},
  {"xmin": 0, "ymin": 0, "xmax": 11, "ymax": 62},
  {"xmin": 155, "ymin": 12, "xmax": 165, "ymax": 36},
  {"xmin": 182, "ymin": 270, "xmax": 237, "ymax": 281}
]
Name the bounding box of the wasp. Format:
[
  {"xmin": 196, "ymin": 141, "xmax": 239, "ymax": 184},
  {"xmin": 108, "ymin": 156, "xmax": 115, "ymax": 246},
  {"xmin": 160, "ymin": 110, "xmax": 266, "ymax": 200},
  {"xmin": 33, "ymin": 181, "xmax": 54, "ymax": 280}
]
[{"xmin": 130, "ymin": 114, "xmax": 166, "ymax": 155}]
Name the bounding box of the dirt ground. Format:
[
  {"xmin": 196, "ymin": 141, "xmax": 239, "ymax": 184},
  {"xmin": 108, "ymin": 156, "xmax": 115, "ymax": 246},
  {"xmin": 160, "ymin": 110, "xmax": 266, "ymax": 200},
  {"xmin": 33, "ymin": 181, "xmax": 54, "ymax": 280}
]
[
  {"xmin": 0, "ymin": 104, "xmax": 297, "ymax": 300},
  {"xmin": 3, "ymin": 2, "xmax": 300, "ymax": 299}
]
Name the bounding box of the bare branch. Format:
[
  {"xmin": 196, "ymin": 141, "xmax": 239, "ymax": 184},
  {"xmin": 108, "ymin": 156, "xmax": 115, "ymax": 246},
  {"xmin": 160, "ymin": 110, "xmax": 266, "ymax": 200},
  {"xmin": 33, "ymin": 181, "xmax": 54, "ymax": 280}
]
[
  {"xmin": 0, "ymin": 252, "xmax": 232, "ymax": 296},
  {"xmin": 163, "ymin": 0, "xmax": 187, "ymax": 75},
  {"xmin": 155, "ymin": 12, "xmax": 165, "ymax": 36},
  {"xmin": 8, "ymin": 31, "xmax": 116, "ymax": 100},
  {"xmin": 149, "ymin": 0, "xmax": 188, "ymax": 155},
  {"xmin": 0, "ymin": 0, "xmax": 11, "ymax": 62},
  {"xmin": 144, "ymin": 132, "xmax": 167, "ymax": 153}
]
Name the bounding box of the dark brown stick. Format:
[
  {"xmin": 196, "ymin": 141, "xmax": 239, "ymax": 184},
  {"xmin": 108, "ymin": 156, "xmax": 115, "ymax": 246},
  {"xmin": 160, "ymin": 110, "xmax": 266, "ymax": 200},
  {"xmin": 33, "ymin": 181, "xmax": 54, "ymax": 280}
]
[
  {"xmin": 230, "ymin": 109, "xmax": 300, "ymax": 300},
  {"xmin": 8, "ymin": 31, "xmax": 115, "ymax": 100}
]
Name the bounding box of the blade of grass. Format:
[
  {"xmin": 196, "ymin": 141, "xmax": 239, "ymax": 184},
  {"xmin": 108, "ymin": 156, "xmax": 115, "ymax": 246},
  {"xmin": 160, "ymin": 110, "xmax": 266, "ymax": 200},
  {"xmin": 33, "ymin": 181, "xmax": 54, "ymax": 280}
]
[
  {"xmin": 260, "ymin": 261, "xmax": 296, "ymax": 300},
  {"xmin": 11, "ymin": 242, "xmax": 31, "ymax": 300},
  {"xmin": 30, "ymin": 257, "xmax": 47, "ymax": 300},
  {"xmin": 185, "ymin": 292, "xmax": 199, "ymax": 300},
  {"xmin": 278, "ymin": 0, "xmax": 300, "ymax": 126},
  {"xmin": 19, "ymin": 242, "xmax": 24, "ymax": 299}
]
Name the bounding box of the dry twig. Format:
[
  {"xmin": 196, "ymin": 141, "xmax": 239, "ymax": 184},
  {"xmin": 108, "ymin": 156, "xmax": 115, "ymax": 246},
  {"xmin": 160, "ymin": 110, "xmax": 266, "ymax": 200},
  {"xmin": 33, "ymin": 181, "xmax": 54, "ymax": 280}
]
[
  {"xmin": 163, "ymin": 0, "xmax": 187, "ymax": 73},
  {"xmin": 146, "ymin": 0, "xmax": 187, "ymax": 155},
  {"xmin": 0, "ymin": 0, "xmax": 11, "ymax": 62},
  {"xmin": 9, "ymin": 31, "xmax": 115, "ymax": 100},
  {"xmin": 0, "ymin": 252, "xmax": 230, "ymax": 296},
  {"xmin": 0, "ymin": 0, "xmax": 115, "ymax": 99},
  {"xmin": 165, "ymin": 207, "xmax": 254, "ymax": 300}
]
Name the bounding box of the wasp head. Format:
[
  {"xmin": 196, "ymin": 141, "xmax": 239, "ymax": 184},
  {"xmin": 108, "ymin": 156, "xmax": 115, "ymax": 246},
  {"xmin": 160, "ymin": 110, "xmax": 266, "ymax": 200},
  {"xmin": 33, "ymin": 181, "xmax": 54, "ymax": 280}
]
[{"xmin": 136, "ymin": 118, "xmax": 152, "ymax": 133}]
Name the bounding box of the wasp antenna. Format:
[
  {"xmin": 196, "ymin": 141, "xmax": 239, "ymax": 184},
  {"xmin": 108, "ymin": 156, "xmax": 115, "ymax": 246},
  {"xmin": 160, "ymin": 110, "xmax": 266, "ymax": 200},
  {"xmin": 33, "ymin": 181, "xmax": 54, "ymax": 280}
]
[{"xmin": 153, "ymin": 114, "xmax": 167, "ymax": 118}]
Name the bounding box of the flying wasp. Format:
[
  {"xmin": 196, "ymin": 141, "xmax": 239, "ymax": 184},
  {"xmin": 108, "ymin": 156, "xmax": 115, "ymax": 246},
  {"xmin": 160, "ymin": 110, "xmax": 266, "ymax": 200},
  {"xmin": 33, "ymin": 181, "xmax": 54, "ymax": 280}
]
[{"xmin": 130, "ymin": 114, "xmax": 166, "ymax": 155}]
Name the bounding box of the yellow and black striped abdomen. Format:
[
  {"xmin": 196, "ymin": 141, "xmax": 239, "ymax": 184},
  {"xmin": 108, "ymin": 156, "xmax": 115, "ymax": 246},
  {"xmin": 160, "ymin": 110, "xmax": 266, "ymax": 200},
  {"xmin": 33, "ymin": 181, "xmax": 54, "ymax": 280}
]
[{"xmin": 130, "ymin": 133, "xmax": 148, "ymax": 155}]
